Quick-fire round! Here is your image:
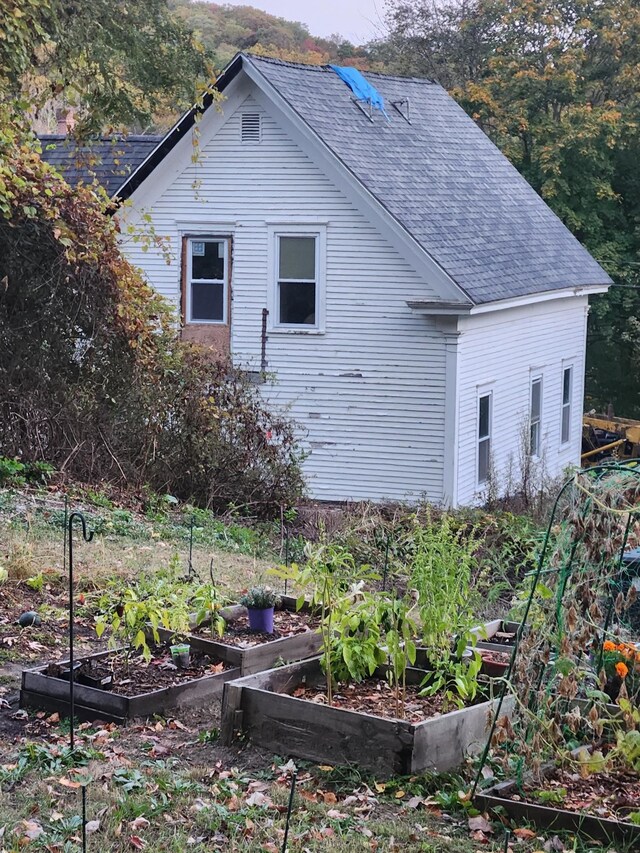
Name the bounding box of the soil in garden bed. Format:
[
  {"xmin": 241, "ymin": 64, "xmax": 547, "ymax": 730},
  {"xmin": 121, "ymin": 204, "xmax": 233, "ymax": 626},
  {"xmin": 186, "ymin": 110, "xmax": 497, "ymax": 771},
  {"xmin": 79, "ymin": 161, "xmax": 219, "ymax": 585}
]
[
  {"xmin": 193, "ymin": 607, "xmax": 320, "ymax": 648},
  {"xmin": 509, "ymin": 766, "xmax": 640, "ymax": 822},
  {"xmin": 45, "ymin": 645, "xmax": 232, "ymax": 697},
  {"xmin": 293, "ymin": 677, "xmax": 483, "ymax": 723}
]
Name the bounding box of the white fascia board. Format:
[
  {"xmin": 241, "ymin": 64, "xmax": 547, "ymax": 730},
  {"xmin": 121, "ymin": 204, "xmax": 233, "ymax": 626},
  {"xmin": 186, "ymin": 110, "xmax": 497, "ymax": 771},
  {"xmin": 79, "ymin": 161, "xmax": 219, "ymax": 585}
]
[
  {"xmin": 242, "ymin": 61, "xmax": 471, "ymax": 307},
  {"xmin": 469, "ymin": 284, "xmax": 610, "ymax": 315}
]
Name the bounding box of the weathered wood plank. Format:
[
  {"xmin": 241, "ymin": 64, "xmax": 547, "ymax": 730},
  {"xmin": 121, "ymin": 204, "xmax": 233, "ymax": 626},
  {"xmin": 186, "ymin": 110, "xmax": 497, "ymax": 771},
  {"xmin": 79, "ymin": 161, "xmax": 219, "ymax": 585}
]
[
  {"xmin": 20, "ymin": 689, "xmax": 126, "ymax": 725},
  {"xmin": 220, "ymin": 681, "xmax": 244, "ymax": 746},
  {"xmin": 22, "ymin": 670, "xmax": 128, "ymax": 715},
  {"xmin": 475, "ymin": 792, "xmax": 640, "ymax": 846},
  {"xmin": 128, "ymin": 667, "xmax": 239, "ymax": 717},
  {"xmin": 240, "ymin": 688, "xmax": 415, "ymax": 775},
  {"xmin": 410, "ymin": 697, "xmax": 510, "ymax": 773}
]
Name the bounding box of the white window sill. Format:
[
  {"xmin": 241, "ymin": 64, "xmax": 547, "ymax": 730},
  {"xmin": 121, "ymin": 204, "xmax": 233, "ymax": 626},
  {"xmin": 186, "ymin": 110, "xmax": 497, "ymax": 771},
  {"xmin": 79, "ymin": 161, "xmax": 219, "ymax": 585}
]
[{"xmin": 269, "ymin": 327, "xmax": 326, "ymax": 336}]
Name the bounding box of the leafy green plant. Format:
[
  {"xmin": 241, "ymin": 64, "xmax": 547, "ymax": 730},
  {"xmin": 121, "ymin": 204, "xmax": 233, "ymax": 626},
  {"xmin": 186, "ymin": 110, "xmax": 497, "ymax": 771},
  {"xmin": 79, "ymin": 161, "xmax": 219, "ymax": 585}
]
[
  {"xmin": 328, "ymin": 592, "xmax": 386, "ymax": 684},
  {"xmin": 0, "ymin": 457, "xmax": 55, "ymax": 487},
  {"xmin": 239, "ymin": 586, "xmax": 281, "ymax": 609},
  {"xmin": 272, "ymin": 540, "xmax": 377, "ymax": 704},
  {"xmin": 25, "ymin": 571, "xmax": 45, "ymax": 592},
  {"xmin": 532, "ymin": 787, "xmax": 567, "ymax": 805},
  {"xmin": 95, "ymin": 587, "xmax": 190, "ymax": 666},
  {"xmin": 380, "ymin": 594, "xmax": 418, "ymax": 719},
  {"xmin": 192, "ymin": 583, "xmax": 225, "ymax": 638},
  {"xmin": 408, "ymin": 513, "xmax": 483, "ymax": 705},
  {"xmin": 420, "ymin": 652, "xmax": 483, "ymax": 710}
]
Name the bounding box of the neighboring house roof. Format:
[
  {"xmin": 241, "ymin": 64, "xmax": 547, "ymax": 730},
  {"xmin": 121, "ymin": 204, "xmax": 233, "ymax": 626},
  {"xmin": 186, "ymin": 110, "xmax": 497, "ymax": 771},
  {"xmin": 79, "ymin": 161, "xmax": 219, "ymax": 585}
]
[
  {"xmin": 55, "ymin": 54, "xmax": 612, "ymax": 306},
  {"xmin": 38, "ymin": 134, "xmax": 162, "ymax": 198}
]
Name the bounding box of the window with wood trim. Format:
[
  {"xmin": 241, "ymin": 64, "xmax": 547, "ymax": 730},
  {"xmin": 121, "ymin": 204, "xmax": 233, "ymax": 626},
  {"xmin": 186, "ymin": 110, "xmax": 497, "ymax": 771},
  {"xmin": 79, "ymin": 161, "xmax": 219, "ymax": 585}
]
[
  {"xmin": 478, "ymin": 392, "xmax": 492, "ymax": 485},
  {"xmin": 185, "ymin": 238, "xmax": 228, "ymax": 324},
  {"xmin": 276, "ymin": 234, "xmax": 318, "ymax": 327},
  {"xmin": 530, "ymin": 376, "xmax": 542, "ymax": 456},
  {"xmin": 561, "ymin": 366, "xmax": 573, "ymax": 444}
]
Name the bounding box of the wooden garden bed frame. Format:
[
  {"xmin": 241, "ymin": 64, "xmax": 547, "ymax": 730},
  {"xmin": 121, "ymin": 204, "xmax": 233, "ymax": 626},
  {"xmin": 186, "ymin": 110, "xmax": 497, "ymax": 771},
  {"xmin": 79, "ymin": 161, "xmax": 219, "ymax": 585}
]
[
  {"xmin": 20, "ymin": 648, "xmax": 240, "ymax": 725},
  {"xmin": 220, "ymin": 656, "xmax": 512, "ymax": 776},
  {"xmin": 160, "ymin": 595, "xmax": 322, "ymax": 676},
  {"xmin": 475, "ymin": 767, "xmax": 640, "ymax": 846},
  {"xmin": 473, "ymin": 619, "xmax": 521, "ymax": 654}
]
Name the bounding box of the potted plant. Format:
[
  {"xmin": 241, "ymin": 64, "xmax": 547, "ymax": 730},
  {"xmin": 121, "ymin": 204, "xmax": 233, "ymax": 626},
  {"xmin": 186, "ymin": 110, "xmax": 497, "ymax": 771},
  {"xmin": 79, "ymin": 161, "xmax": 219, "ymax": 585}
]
[{"xmin": 240, "ymin": 586, "xmax": 281, "ymax": 634}]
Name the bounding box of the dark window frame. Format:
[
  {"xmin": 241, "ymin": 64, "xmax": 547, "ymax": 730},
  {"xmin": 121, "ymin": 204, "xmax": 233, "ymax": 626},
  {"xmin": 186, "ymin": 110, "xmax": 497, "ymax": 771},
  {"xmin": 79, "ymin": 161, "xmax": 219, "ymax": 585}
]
[{"xmin": 184, "ymin": 237, "xmax": 229, "ymax": 325}]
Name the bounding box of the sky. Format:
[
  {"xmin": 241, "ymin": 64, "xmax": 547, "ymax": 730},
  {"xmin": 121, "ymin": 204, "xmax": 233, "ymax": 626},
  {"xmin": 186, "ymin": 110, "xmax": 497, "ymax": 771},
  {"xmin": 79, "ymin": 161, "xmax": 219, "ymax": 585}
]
[{"xmin": 220, "ymin": 0, "xmax": 389, "ymax": 44}]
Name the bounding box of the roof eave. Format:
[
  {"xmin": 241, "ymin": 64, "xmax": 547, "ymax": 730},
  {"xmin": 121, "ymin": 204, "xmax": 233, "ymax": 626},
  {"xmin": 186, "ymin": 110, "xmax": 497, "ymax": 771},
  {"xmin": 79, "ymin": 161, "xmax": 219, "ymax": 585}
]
[
  {"xmin": 468, "ymin": 282, "xmax": 611, "ymax": 315},
  {"xmin": 113, "ymin": 53, "xmax": 245, "ymax": 202}
]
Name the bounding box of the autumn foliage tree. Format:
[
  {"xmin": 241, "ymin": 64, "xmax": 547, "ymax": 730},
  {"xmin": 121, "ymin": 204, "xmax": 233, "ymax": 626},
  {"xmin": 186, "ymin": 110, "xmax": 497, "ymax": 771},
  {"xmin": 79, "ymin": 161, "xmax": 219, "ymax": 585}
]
[
  {"xmin": 0, "ymin": 116, "xmax": 304, "ymax": 512},
  {"xmin": 387, "ymin": 0, "xmax": 640, "ymax": 414}
]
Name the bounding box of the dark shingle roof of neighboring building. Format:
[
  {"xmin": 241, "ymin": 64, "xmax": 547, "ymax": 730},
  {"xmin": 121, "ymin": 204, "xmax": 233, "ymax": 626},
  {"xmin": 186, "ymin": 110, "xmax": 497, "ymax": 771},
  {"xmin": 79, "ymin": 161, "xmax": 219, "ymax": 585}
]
[
  {"xmin": 38, "ymin": 135, "xmax": 162, "ymax": 198},
  {"xmin": 244, "ymin": 55, "xmax": 611, "ymax": 305}
]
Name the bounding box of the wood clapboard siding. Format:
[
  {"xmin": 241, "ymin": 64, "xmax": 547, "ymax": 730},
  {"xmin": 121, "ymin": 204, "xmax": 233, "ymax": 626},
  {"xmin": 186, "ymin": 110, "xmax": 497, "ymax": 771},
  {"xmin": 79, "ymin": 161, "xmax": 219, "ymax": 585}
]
[
  {"xmin": 455, "ymin": 297, "xmax": 588, "ymax": 505},
  {"xmin": 121, "ymin": 91, "xmax": 447, "ymax": 502}
]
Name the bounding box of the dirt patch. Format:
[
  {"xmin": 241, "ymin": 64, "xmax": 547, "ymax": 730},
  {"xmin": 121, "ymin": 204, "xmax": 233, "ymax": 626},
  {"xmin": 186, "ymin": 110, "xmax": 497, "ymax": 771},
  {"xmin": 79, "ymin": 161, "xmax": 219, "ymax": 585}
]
[
  {"xmin": 193, "ymin": 607, "xmax": 319, "ymax": 648},
  {"xmin": 45, "ymin": 645, "xmax": 233, "ymax": 697},
  {"xmin": 294, "ymin": 677, "xmax": 480, "ymax": 723},
  {"xmin": 512, "ymin": 766, "xmax": 640, "ymax": 822},
  {"xmin": 0, "ymin": 580, "xmax": 104, "ymax": 664}
]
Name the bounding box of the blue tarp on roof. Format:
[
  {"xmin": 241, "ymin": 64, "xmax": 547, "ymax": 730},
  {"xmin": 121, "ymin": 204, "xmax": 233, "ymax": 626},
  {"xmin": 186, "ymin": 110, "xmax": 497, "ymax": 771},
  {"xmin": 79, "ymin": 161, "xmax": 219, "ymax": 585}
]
[{"xmin": 329, "ymin": 65, "xmax": 390, "ymax": 119}]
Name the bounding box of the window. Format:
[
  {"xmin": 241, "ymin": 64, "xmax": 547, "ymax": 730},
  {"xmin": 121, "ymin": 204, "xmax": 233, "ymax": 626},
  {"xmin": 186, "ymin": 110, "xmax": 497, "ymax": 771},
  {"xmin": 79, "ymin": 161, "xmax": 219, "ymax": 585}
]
[
  {"xmin": 530, "ymin": 377, "xmax": 542, "ymax": 456},
  {"xmin": 276, "ymin": 234, "xmax": 318, "ymax": 327},
  {"xmin": 561, "ymin": 366, "xmax": 573, "ymax": 444},
  {"xmin": 186, "ymin": 238, "xmax": 228, "ymax": 324},
  {"xmin": 478, "ymin": 393, "xmax": 492, "ymax": 485}
]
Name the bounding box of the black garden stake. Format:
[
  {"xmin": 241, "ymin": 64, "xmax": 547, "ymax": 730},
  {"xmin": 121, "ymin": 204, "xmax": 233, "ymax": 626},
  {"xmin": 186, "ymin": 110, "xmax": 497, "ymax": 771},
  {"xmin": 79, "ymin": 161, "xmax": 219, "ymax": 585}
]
[
  {"xmin": 82, "ymin": 784, "xmax": 87, "ymax": 852},
  {"xmin": 68, "ymin": 512, "xmax": 93, "ymax": 750},
  {"xmin": 281, "ymin": 769, "xmax": 298, "ymax": 853},
  {"xmin": 188, "ymin": 514, "xmax": 195, "ymax": 578}
]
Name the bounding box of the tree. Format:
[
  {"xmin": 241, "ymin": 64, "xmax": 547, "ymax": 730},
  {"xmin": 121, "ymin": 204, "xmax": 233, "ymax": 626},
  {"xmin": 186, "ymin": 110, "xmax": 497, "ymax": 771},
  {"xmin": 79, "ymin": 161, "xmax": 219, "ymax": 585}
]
[
  {"xmin": 2, "ymin": 0, "xmax": 213, "ymax": 133},
  {"xmin": 386, "ymin": 0, "xmax": 640, "ymax": 414},
  {"xmin": 0, "ymin": 113, "xmax": 304, "ymax": 512}
]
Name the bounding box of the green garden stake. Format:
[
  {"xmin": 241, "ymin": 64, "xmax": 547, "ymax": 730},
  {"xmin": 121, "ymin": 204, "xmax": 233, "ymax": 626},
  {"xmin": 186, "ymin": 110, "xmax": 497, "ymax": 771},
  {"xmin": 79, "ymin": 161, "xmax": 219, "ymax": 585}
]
[
  {"xmin": 503, "ymin": 828, "xmax": 510, "ymax": 852},
  {"xmin": 281, "ymin": 769, "xmax": 297, "ymax": 853},
  {"xmin": 284, "ymin": 528, "xmax": 289, "ymax": 596}
]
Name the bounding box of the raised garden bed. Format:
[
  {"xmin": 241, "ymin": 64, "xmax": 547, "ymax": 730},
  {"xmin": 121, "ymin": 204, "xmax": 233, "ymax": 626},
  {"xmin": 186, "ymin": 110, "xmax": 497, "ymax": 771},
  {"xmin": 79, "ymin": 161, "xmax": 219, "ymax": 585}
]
[
  {"xmin": 20, "ymin": 645, "xmax": 240, "ymax": 724},
  {"xmin": 160, "ymin": 595, "xmax": 322, "ymax": 676},
  {"xmin": 220, "ymin": 656, "xmax": 512, "ymax": 776},
  {"xmin": 475, "ymin": 764, "xmax": 640, "ymax": 846},
  {"xmin": 473, "ymin": 619, "xmax": 521, "ymax": 653}
]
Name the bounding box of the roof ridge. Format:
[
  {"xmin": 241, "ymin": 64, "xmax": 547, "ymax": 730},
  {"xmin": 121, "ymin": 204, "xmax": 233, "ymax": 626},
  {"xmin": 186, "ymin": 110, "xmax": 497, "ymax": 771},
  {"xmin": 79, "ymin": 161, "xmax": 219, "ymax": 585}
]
[{"xmin": 245, "ymin": 52, "xmax": 437, "ymax": 84}]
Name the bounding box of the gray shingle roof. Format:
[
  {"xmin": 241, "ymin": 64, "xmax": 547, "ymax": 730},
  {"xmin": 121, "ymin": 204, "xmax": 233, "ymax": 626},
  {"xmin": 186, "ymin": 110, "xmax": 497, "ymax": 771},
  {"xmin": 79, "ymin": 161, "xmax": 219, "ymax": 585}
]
[
  {"xmin": 38, "ymin": 135, "xmax": 162, "ymax": 198},
  {"xmin": 246, "ymin": 55, "xmax": 611, "ymax": 305}
]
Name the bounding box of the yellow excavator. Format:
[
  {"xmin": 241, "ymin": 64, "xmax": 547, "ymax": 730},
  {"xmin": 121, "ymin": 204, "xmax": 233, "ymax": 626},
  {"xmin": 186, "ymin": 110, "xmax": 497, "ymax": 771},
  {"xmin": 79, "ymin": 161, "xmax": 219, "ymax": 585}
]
[{"xmin": 582, "ymin": 413, "xmax": 640, "ymax": 466}]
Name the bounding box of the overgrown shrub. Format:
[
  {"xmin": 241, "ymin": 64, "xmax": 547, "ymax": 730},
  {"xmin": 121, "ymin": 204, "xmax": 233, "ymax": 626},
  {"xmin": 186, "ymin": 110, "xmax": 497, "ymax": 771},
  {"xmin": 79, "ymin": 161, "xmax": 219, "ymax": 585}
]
[{"xmin": 0, "ymin": 111, "xmax": 304, "ymax": 515}]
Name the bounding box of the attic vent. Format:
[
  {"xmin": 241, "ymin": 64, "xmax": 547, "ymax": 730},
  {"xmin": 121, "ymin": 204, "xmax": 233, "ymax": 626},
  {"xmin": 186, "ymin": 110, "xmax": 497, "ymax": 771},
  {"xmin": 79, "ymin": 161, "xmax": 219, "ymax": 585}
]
[{"xmin": 241, "ymin": 113, "xmax": 261, "ymax": 143}]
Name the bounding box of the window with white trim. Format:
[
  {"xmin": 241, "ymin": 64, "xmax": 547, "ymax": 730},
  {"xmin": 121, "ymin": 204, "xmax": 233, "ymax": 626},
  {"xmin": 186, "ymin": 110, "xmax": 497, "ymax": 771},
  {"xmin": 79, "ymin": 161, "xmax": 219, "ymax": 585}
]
[
  {"xmin": 478, "ymin": 392, "xmax": 492, "ymax": 485},
  {"xmin": 271, "ymin": 229, "xmax": 325, "ymax": 329},
  {"xmin": 561, "ymin": 366, "xmax": 573, "ymax": 444},
  {"xmin": 530, "ymin": 377, "xmax": 542, "ymax": 456},
  {"xmin": 186, "ymin": 238, "xmax": 228, "ymax": 324}
]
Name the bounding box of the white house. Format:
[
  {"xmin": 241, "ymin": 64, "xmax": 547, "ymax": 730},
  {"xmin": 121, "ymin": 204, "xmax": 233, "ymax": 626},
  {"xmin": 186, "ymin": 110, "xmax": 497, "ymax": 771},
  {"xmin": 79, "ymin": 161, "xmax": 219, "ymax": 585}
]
[{"xmin": 42, "ymin": 54, "xmax": 611, "ymax": 505}]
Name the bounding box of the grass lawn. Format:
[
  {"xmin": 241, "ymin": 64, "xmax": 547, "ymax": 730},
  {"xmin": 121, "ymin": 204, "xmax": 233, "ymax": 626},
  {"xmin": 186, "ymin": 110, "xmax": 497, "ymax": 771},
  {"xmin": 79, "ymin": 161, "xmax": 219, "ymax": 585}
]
[{"xmin": 0, "ymin": 487, "xmax": 629, "ymax": 852}]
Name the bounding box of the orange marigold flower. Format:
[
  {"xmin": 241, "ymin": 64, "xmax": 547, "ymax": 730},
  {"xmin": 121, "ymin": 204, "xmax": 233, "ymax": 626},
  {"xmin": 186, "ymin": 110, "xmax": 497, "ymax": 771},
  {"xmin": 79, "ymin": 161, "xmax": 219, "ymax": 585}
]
[
  {"xmin": 615, "ymin": 662, "xmax": 629, "ymax": 679},
  {"xmin": 603, "ymin": 641, "xmax": 617, "ymax": 652}
]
